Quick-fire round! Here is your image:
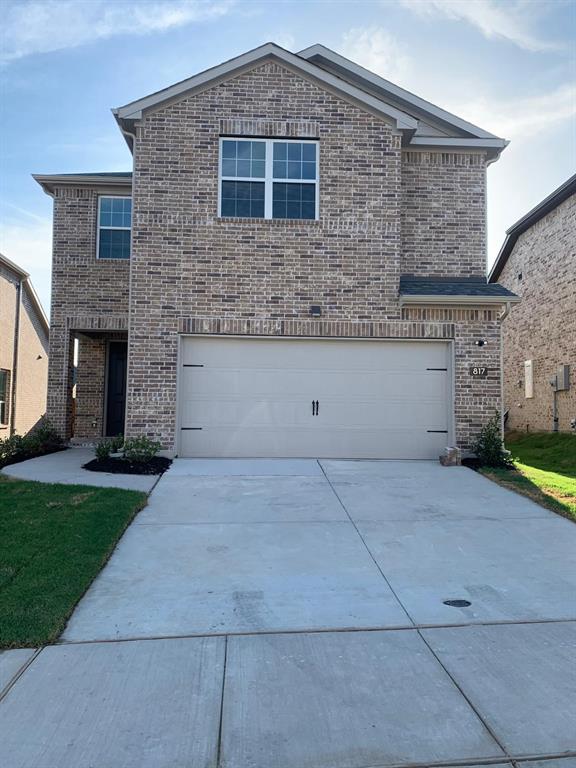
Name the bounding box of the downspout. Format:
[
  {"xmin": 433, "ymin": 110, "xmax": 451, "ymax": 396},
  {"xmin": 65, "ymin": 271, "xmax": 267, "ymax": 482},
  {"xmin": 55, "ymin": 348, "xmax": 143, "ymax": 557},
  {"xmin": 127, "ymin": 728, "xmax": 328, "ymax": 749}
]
[
  {"xmin": 119, "ymin": 120, "xmax": 137, "ymax": 441},
  {"xmin": 10, "ymin": 277, "xmax": 22, "ymax": 436},
  {"xmin": 498, "ymin": 301, "xmax": 511, "ymax": 438}
]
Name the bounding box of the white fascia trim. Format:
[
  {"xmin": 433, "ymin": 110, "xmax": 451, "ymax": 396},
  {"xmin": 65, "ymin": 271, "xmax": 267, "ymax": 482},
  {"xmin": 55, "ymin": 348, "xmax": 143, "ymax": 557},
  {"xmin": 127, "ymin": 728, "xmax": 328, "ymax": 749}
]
[
  {"xmin": 399, "ymin": 294, "xmax": 520, "ymax": 306},
  {"xmin": 0, "ymin": 254, "xmax": 49, "ymax": 333},
  {"xmin": 298, "ymin": 44, "xmax": 501, "ymax": 140},
  {"xmin": 23, "ymin": 280, "xmax": 50, "ymax": 336},
  {"xmin": 407, "ymin": 137, "xmax": 509, "ymax": 151},
  {"xmin": 33, "ymin": 174, "xmax": 132, "ymax": 196},
  {"xmin": 113, "ymin": 43, "xmax": 417, "ymax": 131}
]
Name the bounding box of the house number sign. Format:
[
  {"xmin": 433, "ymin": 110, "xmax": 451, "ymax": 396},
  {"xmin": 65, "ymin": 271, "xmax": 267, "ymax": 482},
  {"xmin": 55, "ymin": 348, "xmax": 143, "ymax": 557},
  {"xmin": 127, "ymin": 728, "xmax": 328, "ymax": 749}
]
[{"xmin": 469, "ymin": 365, "xmax": 489, "ymax": 377}]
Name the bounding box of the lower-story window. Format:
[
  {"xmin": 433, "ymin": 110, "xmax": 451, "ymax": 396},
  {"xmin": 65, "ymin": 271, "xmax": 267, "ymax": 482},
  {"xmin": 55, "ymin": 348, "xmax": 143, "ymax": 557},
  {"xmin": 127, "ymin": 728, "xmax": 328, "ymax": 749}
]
[{"xmin": 0, "ymin": 369, "xmax": 8, "ymax": 425}]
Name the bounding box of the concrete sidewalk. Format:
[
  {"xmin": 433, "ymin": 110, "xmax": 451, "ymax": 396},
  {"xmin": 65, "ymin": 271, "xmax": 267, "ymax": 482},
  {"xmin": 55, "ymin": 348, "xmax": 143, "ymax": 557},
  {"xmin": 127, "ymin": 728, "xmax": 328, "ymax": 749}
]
[{"xmin": 1, "ymin": 446, "xmax": 159, "ymax": 492}]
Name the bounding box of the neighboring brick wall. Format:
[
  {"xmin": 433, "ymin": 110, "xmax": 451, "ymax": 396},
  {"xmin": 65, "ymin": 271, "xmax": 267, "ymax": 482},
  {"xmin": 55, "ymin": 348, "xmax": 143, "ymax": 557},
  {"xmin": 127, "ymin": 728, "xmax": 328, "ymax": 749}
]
[
  {"xmin": 48, "ymin": 186, "xmax": 130, "ymax": 438},
  {"xmin": 14, "ymin": 285, "xmax": 48, "ymax": 435},
  {"xmin": 498, "ymin": 193, "xmax": 576, "ymax": 432},
  {"xmin": 401, "ymin": 150, "xmax": 487, "ymax": 277},
  {"xmin": 0, "ymin": 265, "xmax": 17, "ymax": 433}
]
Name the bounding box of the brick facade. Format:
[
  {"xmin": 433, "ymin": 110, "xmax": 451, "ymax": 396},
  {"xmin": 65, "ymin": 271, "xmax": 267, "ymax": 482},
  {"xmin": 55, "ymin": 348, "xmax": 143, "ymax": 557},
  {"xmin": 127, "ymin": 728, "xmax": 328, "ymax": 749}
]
[
  {"xmin": 44, "ymin": 57, "xmax": 506, "ymax": 454},
  {"xmin": 0, "ymin": 261, "xmax": 49, "ymax": 436},
  {"xmin": 498, "ymin": 193, "xmax": 575, "ymax": 432},
  {"xmin": 47, "ymin": 186, "xmax": 130, "ymax": 439}
]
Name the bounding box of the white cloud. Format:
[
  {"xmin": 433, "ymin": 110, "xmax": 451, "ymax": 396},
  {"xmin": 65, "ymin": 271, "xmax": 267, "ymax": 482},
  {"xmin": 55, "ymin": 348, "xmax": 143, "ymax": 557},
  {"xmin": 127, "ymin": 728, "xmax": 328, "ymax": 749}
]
[
  {"xmin": 0, "ymin": 216, "xmax": 53, "ymax": 314},
  {"xmin": 399, "ymin": 0, "xmax": 559, "ymax": 51},
  {"xmin": 1, "ymin": 0, "xmax": 233, "ymax": 64},
  {"xmin": 339, "ymin": 26, "xmax": 413, "ymax": 84},
  {"xmin": 449, "ymin": 82, "xmax": 576, "ymax": 140}
]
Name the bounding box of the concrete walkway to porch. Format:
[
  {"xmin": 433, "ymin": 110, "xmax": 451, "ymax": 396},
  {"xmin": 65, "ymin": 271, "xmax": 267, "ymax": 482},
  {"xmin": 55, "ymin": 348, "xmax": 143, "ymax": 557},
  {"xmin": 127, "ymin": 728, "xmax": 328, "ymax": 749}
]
[{"xmin": 0, "ymin": 446, "xmax": 159, "ymax": 493}]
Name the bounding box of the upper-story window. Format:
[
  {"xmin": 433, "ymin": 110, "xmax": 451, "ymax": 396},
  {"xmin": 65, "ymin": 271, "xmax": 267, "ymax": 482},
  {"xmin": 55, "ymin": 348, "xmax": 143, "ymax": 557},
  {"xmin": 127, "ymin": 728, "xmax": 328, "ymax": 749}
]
[
  {"xmin": 97, "ymin": 196, "xmax": 132, "ymax": 259},
  {"xmin": 219, "ymin": 138, "xmax": 318, "ymax": 220}
]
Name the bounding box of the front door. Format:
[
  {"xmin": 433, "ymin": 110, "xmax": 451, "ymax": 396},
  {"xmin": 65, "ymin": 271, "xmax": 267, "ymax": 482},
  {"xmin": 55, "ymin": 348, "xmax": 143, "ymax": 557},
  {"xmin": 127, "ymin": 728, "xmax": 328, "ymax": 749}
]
[{"xmin": 106, "ymin": 342, "xmax": 127, "ymax": 437}]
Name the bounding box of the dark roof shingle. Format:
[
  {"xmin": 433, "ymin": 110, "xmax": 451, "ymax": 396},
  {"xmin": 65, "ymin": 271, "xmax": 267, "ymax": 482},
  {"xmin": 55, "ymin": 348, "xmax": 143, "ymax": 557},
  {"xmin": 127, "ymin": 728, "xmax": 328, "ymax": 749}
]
[{"xmin": 399, "ymin": 275, "xmax": 518, "ymax": 298}]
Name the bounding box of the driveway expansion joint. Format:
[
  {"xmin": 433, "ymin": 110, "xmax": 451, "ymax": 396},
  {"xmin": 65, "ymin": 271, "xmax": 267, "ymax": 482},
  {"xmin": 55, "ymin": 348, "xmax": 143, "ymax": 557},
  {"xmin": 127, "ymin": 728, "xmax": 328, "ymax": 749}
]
[
  {"xmin": 0, "ymin": 647, "xmax": 44, "ymax": 704},
  {"xmin": 50, "ymin": 616, "xmax": 576, "ymax": 648},
  {"xmin": 416, "ymin": 627, "xmax": 512, "ymax": 762}
]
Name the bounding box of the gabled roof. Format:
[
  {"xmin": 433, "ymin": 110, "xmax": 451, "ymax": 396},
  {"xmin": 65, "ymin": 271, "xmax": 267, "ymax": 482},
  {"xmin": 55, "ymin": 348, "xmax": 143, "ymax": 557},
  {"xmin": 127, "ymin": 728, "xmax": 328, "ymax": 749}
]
[
  {"xmin": 113, "ymin": 42, "xmax": 507, "ymax": 160},
  {"xmin": 114, "ymin": 42, "xmax": 418, "ymax": 148},
  {"xmin": 299, "ymin": 45, "xmax": 499, "ymax": 140},
  {"xmin": 399, "ymin": 275, "xmax": 519, "ymax": 305},
  {"xmin": 489, "ymin": 173, "xmax": 576, "ymax": 282},
  {"xmin": 0, "ymin": 253, "xmax": 50, "ymax": 334}
]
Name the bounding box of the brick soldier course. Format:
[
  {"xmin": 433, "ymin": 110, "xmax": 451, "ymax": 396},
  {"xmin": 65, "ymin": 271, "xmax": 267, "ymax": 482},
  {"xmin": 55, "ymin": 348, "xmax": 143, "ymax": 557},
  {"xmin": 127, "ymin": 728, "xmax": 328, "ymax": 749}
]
[{"xmin": 35, "ymin": 43, "xmax": 518, "ymax": 456}]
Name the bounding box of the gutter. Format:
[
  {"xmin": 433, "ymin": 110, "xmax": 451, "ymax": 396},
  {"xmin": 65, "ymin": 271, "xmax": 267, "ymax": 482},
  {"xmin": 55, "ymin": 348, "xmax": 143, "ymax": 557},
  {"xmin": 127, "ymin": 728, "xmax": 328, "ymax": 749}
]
[{"xmin": 399, "ymin": 294, "xmax": 520, "ymax": 307}]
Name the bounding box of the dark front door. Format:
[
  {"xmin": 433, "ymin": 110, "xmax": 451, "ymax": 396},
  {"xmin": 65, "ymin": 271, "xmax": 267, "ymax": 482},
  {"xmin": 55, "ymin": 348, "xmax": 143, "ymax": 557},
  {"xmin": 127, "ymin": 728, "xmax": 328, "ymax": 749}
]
[{"xmin": 106, "ymin": 342, "xmax": 127, "ymax": 437}]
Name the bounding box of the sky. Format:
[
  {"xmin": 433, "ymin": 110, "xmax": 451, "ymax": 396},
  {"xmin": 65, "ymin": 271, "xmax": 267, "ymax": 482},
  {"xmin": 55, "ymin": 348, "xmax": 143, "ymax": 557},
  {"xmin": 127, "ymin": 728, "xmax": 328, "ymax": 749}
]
[{"xmin": 1, "ymin": 0, "xmax": 575, "ymax": 314}]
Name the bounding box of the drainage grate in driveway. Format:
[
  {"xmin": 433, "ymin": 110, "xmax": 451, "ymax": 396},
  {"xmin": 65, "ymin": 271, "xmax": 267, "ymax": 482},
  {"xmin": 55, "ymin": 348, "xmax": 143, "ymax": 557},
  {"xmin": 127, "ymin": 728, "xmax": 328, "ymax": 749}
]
[{"xmin": 443, "ymin": 599, "xmax": 472, "ymax": 608}]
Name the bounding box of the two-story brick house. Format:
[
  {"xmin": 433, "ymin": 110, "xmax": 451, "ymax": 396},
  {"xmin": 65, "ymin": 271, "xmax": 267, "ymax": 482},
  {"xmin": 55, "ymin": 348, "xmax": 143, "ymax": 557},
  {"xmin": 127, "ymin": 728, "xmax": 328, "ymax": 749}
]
[{"xmin": 35, "ymin": 43, "xmax": 518, "ymax": 459}]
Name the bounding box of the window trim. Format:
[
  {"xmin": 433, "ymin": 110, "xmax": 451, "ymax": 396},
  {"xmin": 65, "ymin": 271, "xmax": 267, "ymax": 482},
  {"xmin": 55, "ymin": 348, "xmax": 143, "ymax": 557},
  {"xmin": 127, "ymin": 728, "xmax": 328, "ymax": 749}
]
[
  {"xmin": 96, "ymin": 195, "xmax": 132, "ymax": 260},
  {"xmin": 0, "ymin": 368, "xmax": 9, "ymax": 426},
  {"xmin": 218, "ymin": 137, "xmax": 319, "ymax": 220}
]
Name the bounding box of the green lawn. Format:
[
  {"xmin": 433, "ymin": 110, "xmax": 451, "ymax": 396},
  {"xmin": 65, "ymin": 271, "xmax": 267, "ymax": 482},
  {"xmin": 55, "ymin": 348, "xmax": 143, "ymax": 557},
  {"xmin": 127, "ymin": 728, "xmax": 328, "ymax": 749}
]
[
  {"xmin": 482, "ymin": 432, "xmax": 576, "ymax": 522},
  {"xmin": 0, "ymin": 477, "xmax": 146, "ymax": 648}
]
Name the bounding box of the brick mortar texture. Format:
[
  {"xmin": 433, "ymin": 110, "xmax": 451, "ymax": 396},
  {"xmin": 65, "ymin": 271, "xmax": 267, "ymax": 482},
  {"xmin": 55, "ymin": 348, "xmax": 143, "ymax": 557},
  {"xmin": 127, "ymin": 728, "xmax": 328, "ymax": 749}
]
[{"xmin": 498, "ymin": 193, "xmax": 575, "ymax": 432}]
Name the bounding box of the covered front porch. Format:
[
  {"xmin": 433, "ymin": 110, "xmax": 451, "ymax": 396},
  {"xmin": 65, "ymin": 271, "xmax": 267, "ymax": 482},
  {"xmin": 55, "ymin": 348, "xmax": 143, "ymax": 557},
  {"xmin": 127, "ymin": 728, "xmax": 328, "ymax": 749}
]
[
  {"xmin": 46, "ymin": 316, "xmax": 129, "ymax": 443},
  {"xmin": 72, "ymin": 331, "xmax": 127, "ymax": 441}
]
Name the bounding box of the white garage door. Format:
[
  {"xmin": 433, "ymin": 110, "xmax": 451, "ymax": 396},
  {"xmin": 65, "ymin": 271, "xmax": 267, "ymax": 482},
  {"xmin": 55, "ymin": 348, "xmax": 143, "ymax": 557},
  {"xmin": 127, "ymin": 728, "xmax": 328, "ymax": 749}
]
[{"xmin": 178, "ymin": 337, "xmax": 451, "ymax": 459}]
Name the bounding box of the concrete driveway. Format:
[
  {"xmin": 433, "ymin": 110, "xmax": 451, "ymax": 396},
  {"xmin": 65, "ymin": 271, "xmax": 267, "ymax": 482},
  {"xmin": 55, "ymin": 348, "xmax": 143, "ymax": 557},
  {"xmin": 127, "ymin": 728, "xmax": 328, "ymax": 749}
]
[{"xmin": 1, "ymin": 459, "xmax": 575, "ymax": 768}]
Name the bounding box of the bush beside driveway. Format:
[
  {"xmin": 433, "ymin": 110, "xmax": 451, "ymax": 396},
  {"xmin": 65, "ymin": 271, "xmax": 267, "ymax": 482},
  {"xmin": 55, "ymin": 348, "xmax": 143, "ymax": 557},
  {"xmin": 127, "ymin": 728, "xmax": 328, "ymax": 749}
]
[{"xmin": 0, "ymin": 476, "xmax": 146, "ymax": 648}]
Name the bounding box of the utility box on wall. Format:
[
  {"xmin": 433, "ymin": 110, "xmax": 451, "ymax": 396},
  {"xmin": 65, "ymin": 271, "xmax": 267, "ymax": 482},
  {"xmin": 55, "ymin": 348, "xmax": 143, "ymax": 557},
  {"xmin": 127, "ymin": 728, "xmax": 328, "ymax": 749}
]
[
  {"xmin": 556, "ymin": 364, "xmax": 571, "ymax": 391},
  {"xmin": 524, "ymin": 360, "xmax": 534, "ymax": 398}
]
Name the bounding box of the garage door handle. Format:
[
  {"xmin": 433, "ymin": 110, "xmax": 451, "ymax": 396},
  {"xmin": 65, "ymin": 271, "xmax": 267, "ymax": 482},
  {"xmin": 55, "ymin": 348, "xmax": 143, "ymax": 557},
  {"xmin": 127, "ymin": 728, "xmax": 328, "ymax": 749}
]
[{"xmin": 311, "ymin": 400, "xmax": 319, "ymax": 416}]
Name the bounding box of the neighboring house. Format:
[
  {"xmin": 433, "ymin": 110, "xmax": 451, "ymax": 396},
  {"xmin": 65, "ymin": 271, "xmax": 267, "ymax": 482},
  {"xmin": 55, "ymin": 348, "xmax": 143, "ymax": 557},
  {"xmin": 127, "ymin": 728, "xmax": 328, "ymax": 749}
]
[
  {"xmin": 489, "ymin": 174, "xmax": 575, "ymax": 433},
  {"xmin": 34, "ymin": 42, "xmax": 518, "ymax": 459},
  {"xmin": 0, "ymin": 253, "xmax": 49, "ymax": 437}
]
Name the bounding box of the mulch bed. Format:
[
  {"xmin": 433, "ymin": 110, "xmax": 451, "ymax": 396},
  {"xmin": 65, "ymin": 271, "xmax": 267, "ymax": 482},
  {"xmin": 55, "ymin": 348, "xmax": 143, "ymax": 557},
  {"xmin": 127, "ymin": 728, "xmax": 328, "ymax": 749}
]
[
  {"xmin": 83, "ymin": 456, "xmax": 172, "ymax": 476},
  {"xmin": 462, "ymin": 457, "xmax": 514, "ymax": 472}
]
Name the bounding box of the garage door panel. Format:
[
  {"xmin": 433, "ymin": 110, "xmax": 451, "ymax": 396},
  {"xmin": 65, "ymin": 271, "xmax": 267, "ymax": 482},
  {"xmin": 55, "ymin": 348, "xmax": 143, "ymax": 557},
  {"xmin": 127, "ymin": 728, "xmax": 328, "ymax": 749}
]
[
  {"xmin": 179, "ymin": 338, "xmax": 451, "ymax": 459},
  {"xmin": 184, "ymin": 368, "xmax": 447, "ymax": 399},
  {"xmin": 183, "ymin": 339, "xmax": 448, "ymax": 369},
  {"xmin": 181, "ymin": 427, "xmax": 448, "ymax": 460},
  {"xmin": 182, "ymin": 398, "xmax": 447, "ymax": 430}
]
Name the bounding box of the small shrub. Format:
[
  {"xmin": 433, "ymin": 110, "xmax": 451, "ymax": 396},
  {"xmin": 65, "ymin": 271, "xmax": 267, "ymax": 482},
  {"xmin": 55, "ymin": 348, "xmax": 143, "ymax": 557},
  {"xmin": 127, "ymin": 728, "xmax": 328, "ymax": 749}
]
[
  {"xmin": 123, "ymin": 436, "xmax": 161, "ymax": 463},
  {"xmin": 0, "ymin": 434, "xmax": 26, "ymax": 464},
  {"xmin": 25, "ymin": 418, "xmax": 62, "ymax": 453},
  {"xmin": 110, "ymin": 434, "xmax": 124, "ymax": 452},
  {"xmin": 95, "ymin": 438, "xmax": 113, "ymax": 461},
  {"xmin": 0, "ymin": 418, "xmax": 64, "ymax": 468},
  {"xmin": 473, "ymin": 412, "xmax": 514, "ymax": 469}
]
